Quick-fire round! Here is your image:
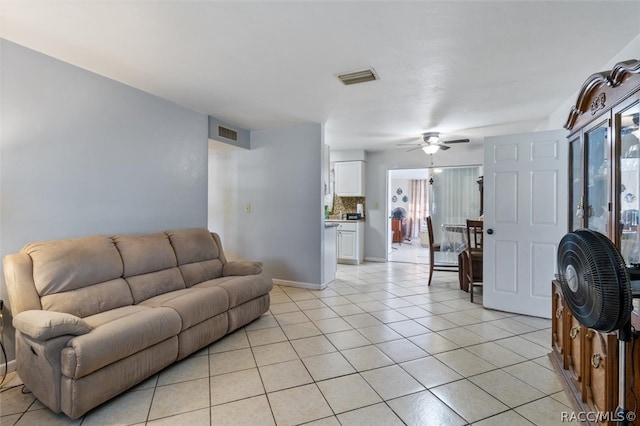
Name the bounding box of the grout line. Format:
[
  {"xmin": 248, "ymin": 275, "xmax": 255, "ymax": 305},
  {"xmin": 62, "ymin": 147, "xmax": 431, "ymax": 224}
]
[{"xmin": 4, "ymin": 267, "xmax": 561, "ymax": 425}]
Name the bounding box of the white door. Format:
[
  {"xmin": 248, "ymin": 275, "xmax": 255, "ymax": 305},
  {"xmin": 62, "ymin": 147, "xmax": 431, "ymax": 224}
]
[{"xmin": 483, "ymin": 129, "xmax": 567, "ymax": 318}]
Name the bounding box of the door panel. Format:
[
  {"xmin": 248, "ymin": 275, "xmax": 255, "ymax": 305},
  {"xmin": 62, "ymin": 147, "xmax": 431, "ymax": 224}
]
[
  {"xmin": 531, "ymin": 171, "xmax": 558, "ymax": 225},
  {"xmin": 484, "ymin": 129, "xmax": 567, "ymax": 317},
  {"xmin": 495, "ymin": 171, "xmax": 518, "ymax": 223},
  {"xmin": 531, "ymin": 242, "xmax": 557, "ymax": 298},
  {"xmin": 339, "ymin": 231, "xmax": 356, "ymax": 258},
  {"xmin": 494, "ymin": 240, "xmax": 517, "ymax": 293}
]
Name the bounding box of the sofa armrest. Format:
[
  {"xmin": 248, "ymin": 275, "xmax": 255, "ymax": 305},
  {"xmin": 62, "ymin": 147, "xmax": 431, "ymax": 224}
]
[
  {"xmin": 13, "ymin": 310, "xmax": 92, "ymax": 341},
  {"xmin": 223, "ymin": 260, "xmax": 263, "ymax": 276}
]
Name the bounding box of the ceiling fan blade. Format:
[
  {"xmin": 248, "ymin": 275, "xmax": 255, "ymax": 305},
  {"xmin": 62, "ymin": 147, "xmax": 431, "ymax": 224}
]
[
  {"xmin": 396, "ymin": 142, "xmax": 423, "ymax": 146},
  {"xmin": 438, "ymin": 145, "xmax": 451, "ymax": 151},
  {"xmin": 443, "ymin": 138, "xmax": 470, "ymax": 144},
  {"xmin": 406, "ymin": 146, "xmax": 425, "ymax": 152}
]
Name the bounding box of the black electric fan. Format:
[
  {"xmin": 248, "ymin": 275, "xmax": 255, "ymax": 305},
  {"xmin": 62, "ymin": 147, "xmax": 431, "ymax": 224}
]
[{"xmin": 557, "ymin": 229, "xmax": 634, "ymax": 424}]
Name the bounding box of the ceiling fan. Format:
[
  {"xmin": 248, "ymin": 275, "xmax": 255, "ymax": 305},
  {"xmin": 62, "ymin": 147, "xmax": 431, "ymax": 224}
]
[{"xmin": 397, "ymin": 132, "xmax": 470, "ymax": 154}]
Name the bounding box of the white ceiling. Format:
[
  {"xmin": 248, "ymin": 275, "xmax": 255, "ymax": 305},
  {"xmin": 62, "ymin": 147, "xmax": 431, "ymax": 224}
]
[{"xmin": 2, "ymin": 1, "xmax": 639, "ymax": 152}]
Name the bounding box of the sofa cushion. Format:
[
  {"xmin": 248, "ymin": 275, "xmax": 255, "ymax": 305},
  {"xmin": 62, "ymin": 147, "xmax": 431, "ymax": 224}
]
[
  {"xmin": 125, "ymin": 268, "xmax": 186, "ymax": 304},
  {"xmin": 166, "ymin": 228, "xmax": 219, "ymax": 265},
  {"xmin": 23, "ymin": 235, "xmax": 123, "ymax": 296},
  {"xmin": 113, "ymin": 233, "xmax": 177, "ymax": 277},
  {"xmin": 223, "ymin": 260, "xmax": 262, "ymax": 276},
  {"xmin": 195, "ymin": 274, "xmax": 273, "ymax": 308},
  {"xmin": 167, "ymin": 229, "xmax": 225, "ymax": 287},
  {"xmin": 179, "ymin": 259, "xmax": 224, "ymax": 288},
  {"xmin": 82, "ymin": 305, "xmax": 152, "ymax": 329},
  {"xmin": 140, "ymin": 287, "xmax": 229, "ymax": 330},
  {"xmin": 61, "ymin": 307, "xmax": 181, "ymax": 379},
  {"xmin": 40, "ymin": 278, "xmax": 133, "ymax": 318},
  {"xmin": 14, "ymin": 310, "xmax": 91, "ymax": 341}
]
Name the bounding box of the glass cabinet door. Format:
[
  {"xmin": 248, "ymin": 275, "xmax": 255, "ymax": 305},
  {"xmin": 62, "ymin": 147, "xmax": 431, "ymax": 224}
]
[
  {"xmin": 569, "ymin": 137, "xmax": 583, "ymax": 231},
  {"xmin": 617, "ymin": 101, "xmax": 640, "ymax": 266},
  {"xmin": 585, "ymin": 124, "xmax": 610, "ymax": 235}
]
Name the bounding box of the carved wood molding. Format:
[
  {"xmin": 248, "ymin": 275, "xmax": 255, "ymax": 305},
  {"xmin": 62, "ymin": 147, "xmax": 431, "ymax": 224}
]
[{"xmin": 564, "ymin": 59, "xmax": 640, "ymax": 130}]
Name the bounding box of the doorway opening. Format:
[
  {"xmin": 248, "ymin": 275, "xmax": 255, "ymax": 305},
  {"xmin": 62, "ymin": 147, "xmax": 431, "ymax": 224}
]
[{"xmin": 387, "ymin": 165, "xmax": 482, "ymax": 264}]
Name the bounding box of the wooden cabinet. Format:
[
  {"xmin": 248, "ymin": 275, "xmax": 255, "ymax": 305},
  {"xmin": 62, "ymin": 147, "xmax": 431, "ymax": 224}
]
[
  {"xmin": 335, "ymin": 161, "xmax": 366, "ymax": 196},
  {"xmin": 552, "ymin": 284, "xmax": 565, "ymax": 362},
  {"xmin": 567, "ymin": 313, "xmax": 584, "ymax": 387},
  {"xmin": 391, "ymin": 218, "xmax": 406, "ymax": 243},
  {"xmin": 551, "ymin": 280, "xmax": 626, "ymax": 425},
  {"xmin": 551, "ymin": 60, "xmax": 640, "ymax": 425},
  {"xmin": 337, "ymin": 221, "xmax": 364, "ymax": 264},
  {"xmin": 565, "ymin": 60, "xmax": 640, "ymax": 258},
  {"xmin": 584, "ymin": 330, "xmax": 619, "ymax": 417}
]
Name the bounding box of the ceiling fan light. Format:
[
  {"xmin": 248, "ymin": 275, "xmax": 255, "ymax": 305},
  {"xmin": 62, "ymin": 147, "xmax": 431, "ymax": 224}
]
[{"xmin": 422, "ymin": 145, "xmax": 440, "ymax": 154}]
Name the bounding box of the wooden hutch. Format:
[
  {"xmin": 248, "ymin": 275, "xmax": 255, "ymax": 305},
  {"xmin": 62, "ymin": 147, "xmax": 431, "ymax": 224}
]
[{"xmin": 551, "ymin": 60, "xmax": 640, "ymax": 424}]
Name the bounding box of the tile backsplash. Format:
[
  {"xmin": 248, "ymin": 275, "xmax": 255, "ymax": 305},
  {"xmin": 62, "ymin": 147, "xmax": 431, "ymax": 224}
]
[{"xmin": 332, "ymin": 196, "xmax": 365, "ymax": 218}]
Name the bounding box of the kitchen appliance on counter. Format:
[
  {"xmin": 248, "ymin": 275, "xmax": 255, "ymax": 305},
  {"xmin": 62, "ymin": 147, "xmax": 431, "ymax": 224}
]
[{"xmin": 346, "ymin": 213, "xmax": 362, "ymax": 220}]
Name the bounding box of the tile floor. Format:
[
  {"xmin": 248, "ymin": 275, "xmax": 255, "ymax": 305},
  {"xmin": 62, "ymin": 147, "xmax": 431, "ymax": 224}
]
[
  {"xmin": 388, "ymin": 241, "xmax": 430, "ymax": 264},
  {"xmin": 0, "ymin": 262, "xmax": 573, "ymax": 425}
]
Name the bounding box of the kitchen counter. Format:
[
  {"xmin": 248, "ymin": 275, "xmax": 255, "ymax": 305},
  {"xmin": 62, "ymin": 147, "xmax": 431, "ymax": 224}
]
[
  {"xmin": 324, "ymin": 222, "xmax": 340, "ymax": 228},
  {"xmin": 325, "ymin": 219, "xmax": 365, "ymax": 223}
]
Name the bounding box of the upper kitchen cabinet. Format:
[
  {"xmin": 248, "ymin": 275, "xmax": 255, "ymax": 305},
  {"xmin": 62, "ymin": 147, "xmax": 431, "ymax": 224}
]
[
  {"xmin": 564, "ymin": 59, "xmax": 640, "ymax": 265},
  {"xmin": 335, "ymin": 161, "xmax": 366, "ymax": 196}
]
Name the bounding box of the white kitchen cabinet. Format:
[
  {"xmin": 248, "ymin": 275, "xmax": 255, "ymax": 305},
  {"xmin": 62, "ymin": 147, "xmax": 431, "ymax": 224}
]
[
  {"xmin": 335, "ymin": 161, "xmax": 366, "ymax": 196},
  {"xmin": 337, "ymin": 221, "xmax": 364, "ymax": 264}
]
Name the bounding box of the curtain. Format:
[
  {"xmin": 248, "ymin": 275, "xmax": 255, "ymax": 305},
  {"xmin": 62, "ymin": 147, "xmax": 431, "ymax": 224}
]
[
  {"xmin": 408, "ymin": 179, "xmax": 429, "ymax": 239},
  {"xmin": 430, "ymin": 166, "xmax": 481, "ymax": 243}
]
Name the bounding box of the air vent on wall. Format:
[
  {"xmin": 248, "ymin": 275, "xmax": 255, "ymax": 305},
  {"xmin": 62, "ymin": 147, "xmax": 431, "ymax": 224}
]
[
  {"xmin": 218, "ymin": 126, "xmax": 238, "ymax": 142},
  {"xmin": 337, "ymin": 68, "xmax": 379, "ymax": 86}
]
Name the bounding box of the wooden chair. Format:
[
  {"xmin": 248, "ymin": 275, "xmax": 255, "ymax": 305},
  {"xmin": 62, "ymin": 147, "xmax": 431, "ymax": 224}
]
[
  {"xmin": 426, "ymin": 216, "xmax": 458, "ymax": 286},
  {"xmin": 465, "ymin": 219, "xmax": 484, "ymax": 302}
]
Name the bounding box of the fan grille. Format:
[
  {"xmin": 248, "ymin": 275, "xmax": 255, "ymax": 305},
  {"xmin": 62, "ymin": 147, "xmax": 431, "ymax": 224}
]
[{"xmin": 557, "ymin": 229, "xmax": 632, "ymax": 332}]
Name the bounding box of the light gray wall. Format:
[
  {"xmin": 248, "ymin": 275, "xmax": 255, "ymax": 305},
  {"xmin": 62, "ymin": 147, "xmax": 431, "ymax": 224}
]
[
  {"xmin": 208, "ymin": 123, "xmax": 324, "ymax": 286},
  {"xmin": 539, "ymin": 33, "xmax": 640, "ymax": 132},
  {"xmin": 363, "ymin": 145, "xmax": 483, "ymax": 261},
  {"xmin": 0, "ymin": 40, "xmax": 208, "ymax": 360}
]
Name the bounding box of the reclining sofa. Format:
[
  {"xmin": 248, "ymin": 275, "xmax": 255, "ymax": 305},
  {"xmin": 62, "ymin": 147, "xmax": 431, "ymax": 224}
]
[{"xmin": 3, "ymin": 228, "xmax": 273, "ymax": 418}]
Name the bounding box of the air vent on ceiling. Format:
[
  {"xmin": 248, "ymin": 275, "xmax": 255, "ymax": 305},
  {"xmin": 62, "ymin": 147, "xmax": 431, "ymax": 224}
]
[
  {"xmin": 218, "ymin": 126, "xmax": 238, "ymax": 142},
  {"xmin": 337, "ymin": 68, "xmax": 379, "ymax": 86}
]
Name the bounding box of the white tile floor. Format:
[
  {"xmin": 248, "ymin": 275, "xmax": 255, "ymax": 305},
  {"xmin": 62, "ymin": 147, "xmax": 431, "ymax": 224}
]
[
  {"xmin": 388, "ymin": 241, "xmax": 430, "ymax": 264},
  {"xmin": 0, "ymin": 262, "xmax": 573, "ymax": 425}
]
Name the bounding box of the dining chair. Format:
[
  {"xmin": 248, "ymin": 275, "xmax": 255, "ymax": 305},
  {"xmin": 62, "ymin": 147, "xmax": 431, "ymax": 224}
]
[
  {"xmin": 426, "ymin": 216, "xmax": 458, "ymax": 286},
  {"xmin": 465, "ymin": 219, "xmax": 484, "ymax": 302}
]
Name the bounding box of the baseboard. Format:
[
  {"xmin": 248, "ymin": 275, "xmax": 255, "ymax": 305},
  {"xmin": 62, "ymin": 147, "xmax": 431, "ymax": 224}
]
[
  {"xmin": 0, "ymin": 359, "xmax": 16, "ymax": 375},
  {"xmin": 272, "ymin": 279, "xmax": 328, "ymax": 291},
  {"xmin": 364, "ymin": 257, "xmax": 386, "ymax": 263}
]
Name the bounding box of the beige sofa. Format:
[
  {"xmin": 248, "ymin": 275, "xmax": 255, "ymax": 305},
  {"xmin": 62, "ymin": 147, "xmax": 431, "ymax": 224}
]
[{"xmin": 3, "ymin": 228, "xmax": 272, "ymax": 419}]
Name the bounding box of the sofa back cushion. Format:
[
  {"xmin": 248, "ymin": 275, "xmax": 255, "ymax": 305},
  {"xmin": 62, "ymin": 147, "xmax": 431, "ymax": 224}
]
[
  {"xmin": 40, "ymin": 279, "xmax": 133, "ymax": 318},
  {"xmin": 22, "ymin": 235, "xmax": 131, "ymax": 317},
  {"xmin": 114, "ymin": 233, "xmax": 177, "ymax": 277},
  {"xmin": 24, "ymin": 235, "xmax": 123, "ymax": 295},
  {"xmin": 114, "ymin": 233, "xmax": 185, "ymax": 303},
  {"xmin": 166, "ymin": 228, "xmax": 224, "ymax": 287}
]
